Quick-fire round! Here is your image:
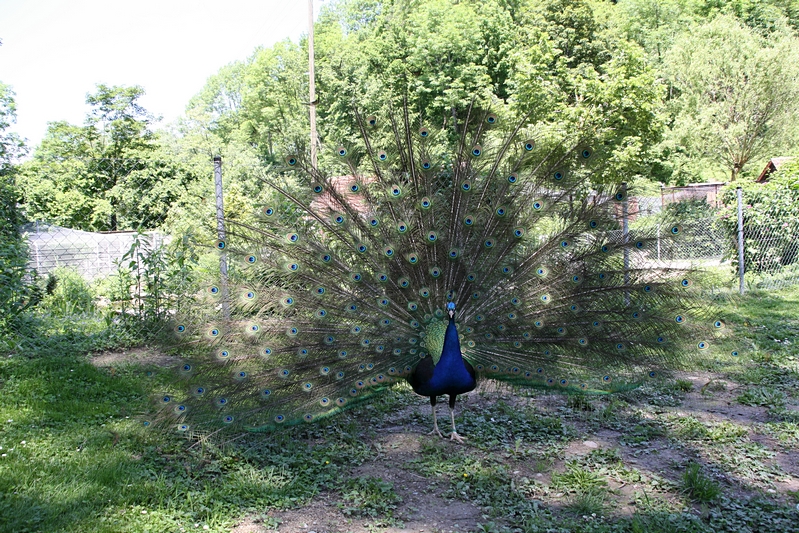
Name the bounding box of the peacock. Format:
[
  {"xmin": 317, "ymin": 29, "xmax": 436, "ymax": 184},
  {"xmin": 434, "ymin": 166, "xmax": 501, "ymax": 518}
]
[{"xmin": 153, "ymin": 102, "xmax": 726, "ymax": 441}]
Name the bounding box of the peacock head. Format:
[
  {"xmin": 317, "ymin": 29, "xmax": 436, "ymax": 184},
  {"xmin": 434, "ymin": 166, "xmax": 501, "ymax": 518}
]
[{"xmin": 447, "ymin": 301, "xmax": 456, "ymax": 318}]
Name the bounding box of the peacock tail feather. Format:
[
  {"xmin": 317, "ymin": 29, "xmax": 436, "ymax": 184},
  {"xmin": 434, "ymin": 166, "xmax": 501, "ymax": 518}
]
[{"xmin": 152, "ymin": 103, "xmax": 729, "ymax": 434}]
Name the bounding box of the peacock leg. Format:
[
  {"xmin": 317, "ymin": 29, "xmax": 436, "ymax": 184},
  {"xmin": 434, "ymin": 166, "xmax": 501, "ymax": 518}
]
[
  {"xmin": 448, "ymin": 394, "xmax": 466, "ymax": 443},
  {"xmin": 427, "ymin": 396, "xmax": 444, "ymax": 438}
]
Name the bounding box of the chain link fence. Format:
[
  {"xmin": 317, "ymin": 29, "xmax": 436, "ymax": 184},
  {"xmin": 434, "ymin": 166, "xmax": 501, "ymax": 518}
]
[
  {"xmin": 735, "ymin": 192, "xmax": 799, "ymax": 291},
  {"xmin": 24, "ymin": 222, "xmax": 167, "ymax": 280},
  {"xmin": 18, "ymin": 214, "xmax": 194, "ymax": 342},
  {"xmin": 16, "ymin": 164, "xmax": 799, "ymax": 344}
]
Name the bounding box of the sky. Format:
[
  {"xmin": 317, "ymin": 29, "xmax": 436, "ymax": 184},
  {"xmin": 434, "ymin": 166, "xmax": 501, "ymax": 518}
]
[{"xmin": 0, "ymin": 0, "xmax": 323, "ymax": 149}]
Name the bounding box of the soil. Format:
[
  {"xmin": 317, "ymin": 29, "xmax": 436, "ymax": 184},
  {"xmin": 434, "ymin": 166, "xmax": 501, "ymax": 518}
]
[
  {"xmin": 119, "ymin": 363, "xmax": 799, "ymax": 533},
  {"xmin": 91, "ymin": 347, "xmax": 180, "ymax": 369}
]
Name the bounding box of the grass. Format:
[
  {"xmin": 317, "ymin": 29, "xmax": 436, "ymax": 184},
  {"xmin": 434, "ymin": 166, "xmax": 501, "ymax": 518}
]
[
  {"xmin": 681, "ymin": 463, "xmax": 721, "ymax": 502},
  {"xmin": 737, "ymin": 386, "xmax": 787, "ymax": 408},
  {"xmin": 339, "ymin": 476, "xmax": 402, "ymax": 523},
  {"xmin": 1, "ymin": 286, "xmax": 799, "ymax": 532}
]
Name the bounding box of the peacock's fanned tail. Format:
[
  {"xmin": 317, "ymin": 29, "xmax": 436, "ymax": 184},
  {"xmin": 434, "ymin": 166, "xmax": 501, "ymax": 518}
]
[{"xmin": 153, "ymin": 106, "xmax": 727, "ymax": 433}]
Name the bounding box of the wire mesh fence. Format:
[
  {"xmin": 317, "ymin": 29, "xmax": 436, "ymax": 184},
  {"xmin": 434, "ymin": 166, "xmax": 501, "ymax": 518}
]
[
  {"xmin": 736, "ymin": 193, "xmax": 799, "ymax": 291},
  {"xmin": 24, "ymin": 222, "xmax": 167, "ymax": 280},
  {"xmin": 14, "ymin": 159, "xmax": 799, "ymax": 345},
  {"xmin": 17, "ymin": 214, "xmax": 194, "ymax": 341},
  {"xmin": 19, "ymin": 192, "xmax": 797, "ymax": 291},
  {"xmin": 654, "ymin": 217, "xmax": 727, "ymax": 264}
]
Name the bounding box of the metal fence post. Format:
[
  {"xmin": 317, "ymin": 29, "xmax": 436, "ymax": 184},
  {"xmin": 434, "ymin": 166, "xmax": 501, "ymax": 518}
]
[
  {"xmin": 656, "ymin": 222, "xmax": 661, "ymax": 262},
  {"xmin": 736, "ymin": 186, "xmax": 745, "ymax": 295},
  {"xmin": 214, "ymin": 156, "xmax": 230, "ymax": 319},
  {"xmin": 622, "ymin": 182, "xmax": 630, "ymax": 306}
]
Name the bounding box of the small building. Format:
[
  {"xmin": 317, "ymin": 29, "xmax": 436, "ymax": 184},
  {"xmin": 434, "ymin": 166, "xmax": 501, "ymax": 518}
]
[
  {"xmin": 756, "ymin": 157, "xmax": 795, "ymax": 183},
  {"xmin": 660, "ymin": 182, "xmax": 726, "ymax": 208}
]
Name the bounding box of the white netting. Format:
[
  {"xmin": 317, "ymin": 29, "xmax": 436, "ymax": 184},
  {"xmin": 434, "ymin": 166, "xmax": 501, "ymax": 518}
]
[{"xmin": 24, "ymin": 222, "xmax": 166, "ymax": 280}]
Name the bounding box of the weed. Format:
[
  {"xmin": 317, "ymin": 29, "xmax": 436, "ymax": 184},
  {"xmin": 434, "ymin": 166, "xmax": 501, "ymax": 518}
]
[
  {"xmin": 770, "ymin": 408, "xmax": 799, "ymax": 423},
  {"xmin": 620, "ymin": 420, "xmax": 667, "ymax": 446},
  {"xmin": 674, "ymin": 379, "xmax": 694, "ymax": 392},
  {"xmin": 551, "ymin": 462, "xmax": 607, "ymax": 492},
  {"xmin": 737, "ymin": 386, "xmax": 787, "ymax": 408},
  {"xmin": 458, "ymin": 401, "xmax": 569, "ymax": 450},
  {"xmin": 681, "ymin": 463, "xmax": 721, "ymax": 502},
  {"xmin": 624, "ymin": 382, "xmax": 686, "ymax": 407},
  {"xmin": 707, "ymin": 496, "xmax": 799, "ymax": 532},
  {"xmin": 567, "ymin": 487, "xmax": 608, "ymax": 516},
  {"xmin": 37, "ymin": 267, "xmax": 96, "ymax": 317},
  {"xmin": 475, "ymin": 522, "xmax": 512, "ymax": 533},
  {"xmin": 668, "ymin": 415, "xmax": 748, "ymax": 443},
  {"xmin": 566, "ymin": 394, "xmax": 594, "ymax": 411},
  {"xmin": 339, "ymin": 476, "xmax": 401, "ymax": 521}
]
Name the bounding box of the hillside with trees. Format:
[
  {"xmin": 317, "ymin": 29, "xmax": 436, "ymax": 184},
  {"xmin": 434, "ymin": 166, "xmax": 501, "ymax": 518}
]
[{"xmin": 8, "ymin": 0, "xmax": 799, "ymax": 234}]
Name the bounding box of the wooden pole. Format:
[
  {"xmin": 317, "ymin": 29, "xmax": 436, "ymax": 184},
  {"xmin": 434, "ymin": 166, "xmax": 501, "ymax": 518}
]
[
  {"xmin": 737, "ymin": 186, "xmax": 745, "ymax": 295},
  {"xmin": 214, "ymin": 156, "xmax": 230, "ymax": 319},
  {"xmin": 622, "ymin": 182, "xmax": 630, "ymax": 306},
  {"xmin": 308, "ymin": 0, "xmax": 318, "ymax": 170}
]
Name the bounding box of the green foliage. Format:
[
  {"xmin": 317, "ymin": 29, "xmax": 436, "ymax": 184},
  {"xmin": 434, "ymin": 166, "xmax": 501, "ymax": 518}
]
[
  {"xmin": 0, "ymin": 82, "xmax": 26, "ymax": 166},
  {"xmin": 551, "ymin": 462, "xmax": 608, "ymax": 492},
  {"xmin": 0, "ymin": 205, "xmax": 35, "ymax": 342},
  {"xmin": 737, "ymin": 386, "xmax": 787, "ymax": 408},
  {"xmin": 718, "ymin": 164, "xmax": 799, "ymax": 274},
  {"xmin": 663, "ymin": 14, "xmax": 799, "ymax": 182},
  {"xmin": 668, "ymin": 415, "xmax": 749, "ymax": 443},
  {"xmin": 681, "ymin": 462, "xmax": 721, "ymax": 502},
  {"xmin": 339, "ymin": 476, "xmax": 401, "ymax": 521},
  {"xmin": 458, "ymin": 400, "xmax": 569, "ymax": 450},
  {"xmin": 38, "ymin": 267, "xmax": 96, "ymax": 317},
  {"xmin": 18, "ymin": 85, "xmax": 199, "ymax": 231},
  {"xmin": 113, "ymin": 231, "xmax": 199, "ymax": 323},
  {"xmin": 566, "ymin": 393, "xmax": 595, "ymax": 411},
  {"xmin": 619, "ymin": 420, "xmax": 666, "ymax": 445},
  {"xmin": 0, "ymin": 83, "xmax": 35, "ymax": 342}
]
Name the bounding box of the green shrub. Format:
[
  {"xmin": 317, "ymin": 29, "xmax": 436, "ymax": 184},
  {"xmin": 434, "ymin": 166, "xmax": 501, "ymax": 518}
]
[
  {"xmin": 38, "ymin": 267, "xmax": 95, "ymax": 317},
  {"xmin": 718, "ymin": 162, "xmax": 799, "ymax": 274},
  {"xmin": 682, "ymin": 462, "xmax": 721, "ymax": 502},
  {"xmin": 0, "ymin": 178, "xmax": 39, "ymax": 340}
]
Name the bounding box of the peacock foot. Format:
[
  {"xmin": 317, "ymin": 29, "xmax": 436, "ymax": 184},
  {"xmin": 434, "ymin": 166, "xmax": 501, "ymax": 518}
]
[
  {"xmin": 448, "ymin": 432, "xmax": 467, "ymax": 443},
  {"xmin": 427, "ymin": 427, "xmax": 445, "ymax": 438}
]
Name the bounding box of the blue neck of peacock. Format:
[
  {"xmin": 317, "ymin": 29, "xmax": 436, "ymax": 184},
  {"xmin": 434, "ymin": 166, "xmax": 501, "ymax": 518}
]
[
  {"xmin": 439, "ymin": 316, "xmax": 463, "ymax": 367},
  {"xmin": 439, "ymin": 316, "xmax": 462, "ymax": 364}
]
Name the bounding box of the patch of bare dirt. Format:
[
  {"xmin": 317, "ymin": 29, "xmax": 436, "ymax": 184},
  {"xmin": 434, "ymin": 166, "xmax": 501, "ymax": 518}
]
[
  {"xmin": 247, "ymin": 494, "xmax": 481, "ymax": 533},
  {"xmin": 91, "ymin": 347, "xmax": 179, "ymax": 369},
  {"xmin": 233, "ymin": 370, "xmax": 799, "ymax": 532},
  {"xmin": 243, "ymin": 430, "xmax": 483, "ymax": 533}
]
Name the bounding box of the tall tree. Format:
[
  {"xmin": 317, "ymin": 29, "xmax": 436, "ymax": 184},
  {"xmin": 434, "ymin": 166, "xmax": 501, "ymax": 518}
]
[
  {"xmin": 664, "ymin": 14, "xmax": 799, "ymax": 182},
  {"xmin": 0, "ymin": 78, "xmax": 34, "ymax": 335},
  {"xmin": 0, "ymin": 82, "xmax": 25, "ymax": 172},
  {"xmin": 19, "ymin": 85, "xmax": 194, "ymax": 231}
]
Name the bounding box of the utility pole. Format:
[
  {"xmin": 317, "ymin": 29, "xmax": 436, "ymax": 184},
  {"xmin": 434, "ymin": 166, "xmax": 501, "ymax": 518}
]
[
  {"xmin": 213, "ymin": 156, "xmax": 230, "ymax": 319},
  {"xmin": 308, "ymin": 0, "xmax": 318, "ymax": 170}
]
